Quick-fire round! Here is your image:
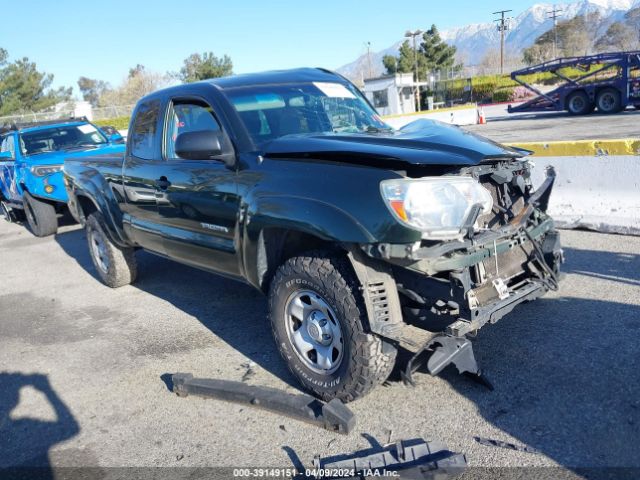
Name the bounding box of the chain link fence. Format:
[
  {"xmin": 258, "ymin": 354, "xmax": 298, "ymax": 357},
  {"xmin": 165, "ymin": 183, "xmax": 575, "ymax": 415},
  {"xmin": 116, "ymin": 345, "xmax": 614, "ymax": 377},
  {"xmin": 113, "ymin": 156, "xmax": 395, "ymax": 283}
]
[
  {"xmin": 91, "ymin": 104, "xmax": 135, "ymax": 121},
  {"xmin": 0, "ymin": 109, "xmax": 76, "ymax": 125},
  {"xmin": 0, "ymin": 103, "xmax": 135, "ymax": 126}
]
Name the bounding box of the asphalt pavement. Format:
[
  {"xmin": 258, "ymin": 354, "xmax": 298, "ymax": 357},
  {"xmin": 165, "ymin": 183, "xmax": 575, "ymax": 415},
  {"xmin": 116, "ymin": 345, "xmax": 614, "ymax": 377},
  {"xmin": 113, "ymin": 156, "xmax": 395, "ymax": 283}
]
[
  {"xmin": 1, "ymin": 218, "xmax": 639, "ymax": 478},
  {"xmin": 464, "ymin": 107, "xmax": 640, "ymax": 143}
]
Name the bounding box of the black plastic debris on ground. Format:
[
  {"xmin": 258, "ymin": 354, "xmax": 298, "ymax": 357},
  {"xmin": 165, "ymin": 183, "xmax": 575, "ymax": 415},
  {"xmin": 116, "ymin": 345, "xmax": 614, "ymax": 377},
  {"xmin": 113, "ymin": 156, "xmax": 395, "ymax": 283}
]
[
  {"xmin": 474, "ymin": 436, "xmax": 540, "ymax": 454},
  {"xmin": 171, "ymin": 373, "xmax": 355, "ymax": 434},
  {"xmin": 309, "ymin": 437, "xmax": 466, "ymax": 479}
]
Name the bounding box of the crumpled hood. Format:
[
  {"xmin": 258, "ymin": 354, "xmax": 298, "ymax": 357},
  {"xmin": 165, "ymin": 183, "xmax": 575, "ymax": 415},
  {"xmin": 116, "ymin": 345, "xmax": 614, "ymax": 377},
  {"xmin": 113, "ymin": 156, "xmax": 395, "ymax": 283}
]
[
  {"xmin": 26, "ymin": 143, "xmax": 125, "ymax": 166},
  {"xmin": 264, "ymin": 119, "xmax": 528, "ymax": 167}
]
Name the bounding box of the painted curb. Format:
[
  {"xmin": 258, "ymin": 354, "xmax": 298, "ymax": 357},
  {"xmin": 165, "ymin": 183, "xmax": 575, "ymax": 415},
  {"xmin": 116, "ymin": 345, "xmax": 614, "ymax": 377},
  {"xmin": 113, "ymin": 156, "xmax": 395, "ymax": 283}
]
[{"xmin": 509, "ymin": 139, "xmax": 640, "ymax": 157}]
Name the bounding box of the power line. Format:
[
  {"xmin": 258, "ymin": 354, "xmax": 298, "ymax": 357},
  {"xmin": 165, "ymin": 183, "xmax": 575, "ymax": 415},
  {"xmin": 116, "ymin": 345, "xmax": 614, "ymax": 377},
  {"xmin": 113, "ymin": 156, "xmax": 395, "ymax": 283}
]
[
  {"xmin": 547, "ymin": 6, "xmax": 563, "ymax": 59},
  {"xmin": 493, "ymin": 10, "xmax": 513, "ymax": 75}
]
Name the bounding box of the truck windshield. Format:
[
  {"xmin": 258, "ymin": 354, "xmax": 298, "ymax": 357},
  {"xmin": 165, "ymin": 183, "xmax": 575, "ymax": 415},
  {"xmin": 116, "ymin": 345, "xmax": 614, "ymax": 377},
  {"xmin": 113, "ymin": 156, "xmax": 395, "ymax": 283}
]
[
  {"xmin": 19, "ymin": 123, "xmax": 108, "ymax": 156},
  {"xmin": 225, "ymin": 82, "xmax": 392, "ymax": 146}
]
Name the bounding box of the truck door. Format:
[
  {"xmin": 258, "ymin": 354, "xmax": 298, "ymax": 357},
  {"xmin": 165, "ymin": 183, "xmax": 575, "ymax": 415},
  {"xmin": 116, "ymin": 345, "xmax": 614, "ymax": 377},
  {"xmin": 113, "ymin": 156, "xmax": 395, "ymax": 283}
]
[
  {"xmin": 0, "ymin": 134, "xmax": 19, "ymax": 203},
  {"xmin": 153, "ymin": 98, "xmax": 242, "ymax": 278},
  {"xmin": 121, "ymin": 98, "xmax": 167, "ymax": 254}
]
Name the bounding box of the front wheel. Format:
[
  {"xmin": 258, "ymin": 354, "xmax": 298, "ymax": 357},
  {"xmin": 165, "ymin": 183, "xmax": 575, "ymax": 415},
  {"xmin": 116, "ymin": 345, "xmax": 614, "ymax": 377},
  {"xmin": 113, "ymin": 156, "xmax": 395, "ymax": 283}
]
[
  {"xmin": 86, "ymin": 213, "xmax": 137, "ymax": 288},
  {"xmin": 23, "ymin": 192, "xmax": 58, "ymax": 237},
  {"xmin": 566, "ymin": 91, "xmax": 593, "ymax": 115},
  {"xmin": 268, "ymin": 252, "xmax": 397, "ymax": 402}
]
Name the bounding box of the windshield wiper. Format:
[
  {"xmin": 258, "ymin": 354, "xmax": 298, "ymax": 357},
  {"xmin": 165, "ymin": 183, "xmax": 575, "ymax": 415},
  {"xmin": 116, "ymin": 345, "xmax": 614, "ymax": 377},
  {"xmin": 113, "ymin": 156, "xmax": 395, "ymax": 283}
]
[
  {"xmin": 365, "ymin": 125, "xmax": 394, "ymax": 134},
  {"xmin": 61, "ymin": 144, "xmax": 100, "ymax": 152}
]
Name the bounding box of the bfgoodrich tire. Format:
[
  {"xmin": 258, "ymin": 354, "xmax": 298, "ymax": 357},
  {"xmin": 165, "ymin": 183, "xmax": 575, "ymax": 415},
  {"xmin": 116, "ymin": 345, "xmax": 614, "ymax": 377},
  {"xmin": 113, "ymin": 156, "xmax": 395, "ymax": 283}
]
[
  {"xmin": 23, "ymin": 191, "xmax": 58, "ymax": 237},
  {"xmin": 268, "ymin": 252, "xmax": 397, "ymax": 402},
  {"xmin": 86, "ymin": 212, "xmax": 137, "ymax": 288}
]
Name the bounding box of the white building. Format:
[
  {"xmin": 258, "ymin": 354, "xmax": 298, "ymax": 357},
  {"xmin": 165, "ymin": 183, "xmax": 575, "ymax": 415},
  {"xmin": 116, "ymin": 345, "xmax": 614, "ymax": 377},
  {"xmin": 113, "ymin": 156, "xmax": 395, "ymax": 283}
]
[{"xmin": 363, "ymin": 73, "xmax": 417, "ymax": 116}]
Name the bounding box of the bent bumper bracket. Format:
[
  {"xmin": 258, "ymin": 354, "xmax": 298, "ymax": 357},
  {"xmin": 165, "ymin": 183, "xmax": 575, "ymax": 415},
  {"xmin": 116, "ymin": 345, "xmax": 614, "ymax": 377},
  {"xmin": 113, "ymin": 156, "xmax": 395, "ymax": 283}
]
[{"xmin": 402, "ymin": 335, "xmax": 493, "ymax": 390}]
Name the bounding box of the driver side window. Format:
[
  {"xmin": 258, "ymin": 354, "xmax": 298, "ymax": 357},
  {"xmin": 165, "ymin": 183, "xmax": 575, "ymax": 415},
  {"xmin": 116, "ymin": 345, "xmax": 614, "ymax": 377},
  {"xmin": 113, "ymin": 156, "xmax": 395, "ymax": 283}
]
[{"xmin": 164, "ymin": 101, "xmax": 221, "ymax": 160}]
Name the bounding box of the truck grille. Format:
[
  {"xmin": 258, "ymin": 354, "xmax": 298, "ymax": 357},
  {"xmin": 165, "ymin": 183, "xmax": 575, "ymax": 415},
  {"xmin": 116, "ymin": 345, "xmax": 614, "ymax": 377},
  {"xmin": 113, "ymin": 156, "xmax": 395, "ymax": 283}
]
[{"xmin": 471, "ymin": 168, "xmax": 534, "ymax": 304}]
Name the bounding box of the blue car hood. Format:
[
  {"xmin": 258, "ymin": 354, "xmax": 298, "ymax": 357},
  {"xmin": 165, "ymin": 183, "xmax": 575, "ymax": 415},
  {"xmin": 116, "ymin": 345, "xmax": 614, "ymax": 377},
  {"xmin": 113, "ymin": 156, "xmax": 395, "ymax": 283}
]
[
  {"xmin": 264, "ymin": 119, "xmax": 529, "ymax": 167},
  {"xmin": 26, "ymin": 143, "xmax": 125, "ymax": 166}
]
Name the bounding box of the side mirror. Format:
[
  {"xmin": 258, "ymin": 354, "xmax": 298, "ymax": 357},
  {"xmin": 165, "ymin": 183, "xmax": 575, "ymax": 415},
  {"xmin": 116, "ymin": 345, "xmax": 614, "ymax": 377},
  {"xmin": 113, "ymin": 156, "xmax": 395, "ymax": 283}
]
[
  {"xmin": 106, "ymin": 132, "xmax": 125, "ymax": 144},
  {"xmin": 99, "ymin": 126, "xmax": 125, "ymax": 144},
  {"xmin": 175, "ymin": 130, "xmax": 224, "ymax": 160},
  {"xmin": 0, "ymin": 151, "xmax": 13, "ymax": 161}
]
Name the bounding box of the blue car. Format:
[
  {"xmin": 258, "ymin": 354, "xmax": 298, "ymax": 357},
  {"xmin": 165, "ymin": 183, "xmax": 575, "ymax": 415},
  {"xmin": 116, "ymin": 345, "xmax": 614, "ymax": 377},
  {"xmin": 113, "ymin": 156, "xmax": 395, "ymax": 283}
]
[{"xmin": 0, "ymin": 117, "xmax": 126, "ymax": 236}]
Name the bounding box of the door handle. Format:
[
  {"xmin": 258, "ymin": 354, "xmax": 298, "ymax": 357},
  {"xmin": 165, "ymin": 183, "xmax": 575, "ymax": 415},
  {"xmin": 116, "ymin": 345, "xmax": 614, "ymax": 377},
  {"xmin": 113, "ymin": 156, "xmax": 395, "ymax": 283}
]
[{"xmin": 156, "ymin": 176, "xmax": 171, "ymax": 190}]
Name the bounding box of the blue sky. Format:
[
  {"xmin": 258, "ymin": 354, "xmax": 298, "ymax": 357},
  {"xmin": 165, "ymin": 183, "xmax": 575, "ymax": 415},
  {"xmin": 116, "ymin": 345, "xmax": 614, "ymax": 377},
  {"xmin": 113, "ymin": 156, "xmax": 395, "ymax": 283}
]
[{"xmin": 2, "ymin": 0, "xmax": 539, "ymax": 96}]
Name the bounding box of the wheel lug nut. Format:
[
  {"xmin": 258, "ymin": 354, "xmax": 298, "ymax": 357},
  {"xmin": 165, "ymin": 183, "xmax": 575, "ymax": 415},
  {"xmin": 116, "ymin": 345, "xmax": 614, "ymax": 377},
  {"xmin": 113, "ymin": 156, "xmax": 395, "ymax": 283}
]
[
  {"xmin": 322, "ymin": 334, "xmax": 331, "ymax": 340},
  {"xmin": 319, "ymin": 319, "xmax": 327, "ymax": 327}
]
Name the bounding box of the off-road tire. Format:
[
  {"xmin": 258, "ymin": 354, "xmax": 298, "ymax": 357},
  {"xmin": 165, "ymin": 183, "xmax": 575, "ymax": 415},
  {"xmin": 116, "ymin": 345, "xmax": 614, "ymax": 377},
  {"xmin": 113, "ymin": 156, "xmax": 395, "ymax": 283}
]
[
  {"xmin": 86, "ymin": 212, "xmax": 137, "ymax": 288},
  {"xmin": 566, "ymin": 91, "xmax": 593, "ymax": 115},
  {"xmin": 268, "ymin": 251, "xmax": 397, "ymax": 402},
  {"xmin": 23, "ymin": 191, "xmax": 58, "ymax": 237},
  {"xmin": 596, "ymin": 88, "xmax": 622, "ymax": 114}
]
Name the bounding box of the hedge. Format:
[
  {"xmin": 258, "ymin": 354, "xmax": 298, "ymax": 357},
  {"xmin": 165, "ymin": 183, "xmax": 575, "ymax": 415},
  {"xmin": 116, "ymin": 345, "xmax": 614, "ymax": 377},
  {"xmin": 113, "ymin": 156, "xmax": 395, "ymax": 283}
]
[{"xmin": 93, "ymin": 116, "xmax": 130, "ymax": 131}]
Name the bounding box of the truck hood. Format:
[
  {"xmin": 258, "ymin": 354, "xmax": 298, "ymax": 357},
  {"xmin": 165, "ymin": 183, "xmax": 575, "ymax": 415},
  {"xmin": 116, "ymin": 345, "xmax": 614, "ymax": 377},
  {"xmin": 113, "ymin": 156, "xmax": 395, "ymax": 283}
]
[
  {"xmin": 264, "ymin": 119, "xmax": 528, "ymax": 167},
  {"xmin": 26, "ymin": 143, "xmax": 126, "ymax": 166}
]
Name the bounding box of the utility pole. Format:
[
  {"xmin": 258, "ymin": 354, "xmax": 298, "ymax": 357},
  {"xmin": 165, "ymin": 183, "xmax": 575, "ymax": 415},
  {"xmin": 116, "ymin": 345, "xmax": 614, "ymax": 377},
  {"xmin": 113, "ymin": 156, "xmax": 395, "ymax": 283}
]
[
  {"xmin": 405, "ymin": 29, "xmax": 424, "ymax": 111},
  {"xmin": 366, "ymin": 42, "xmax": 373, "ymax": 79},
  {"xmin": 547, "ymin": 6, "xmax": 562, "ymax": 60},
  {"xmin": 493, "ymin": 10, "xmax": 512, "ymax": 75}
]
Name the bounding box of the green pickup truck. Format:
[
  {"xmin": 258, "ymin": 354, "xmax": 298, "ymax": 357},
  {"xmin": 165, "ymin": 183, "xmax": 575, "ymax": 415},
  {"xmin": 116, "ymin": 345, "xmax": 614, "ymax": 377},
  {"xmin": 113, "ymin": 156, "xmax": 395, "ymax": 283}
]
[{"xmin": 63, "ymin": 68, "xmax": 563, "ymax": 401}]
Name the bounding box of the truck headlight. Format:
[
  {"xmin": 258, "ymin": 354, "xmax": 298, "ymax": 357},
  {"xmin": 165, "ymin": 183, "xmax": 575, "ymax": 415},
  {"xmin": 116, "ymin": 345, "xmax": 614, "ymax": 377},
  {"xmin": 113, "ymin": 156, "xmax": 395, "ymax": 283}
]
[
  {"xmin": 380, "ymin": 176, "xmax": 493, "ymax": 240},
  {"xmin": 31, "ymin": 165, "xmax": 63, "ymax": 177}
]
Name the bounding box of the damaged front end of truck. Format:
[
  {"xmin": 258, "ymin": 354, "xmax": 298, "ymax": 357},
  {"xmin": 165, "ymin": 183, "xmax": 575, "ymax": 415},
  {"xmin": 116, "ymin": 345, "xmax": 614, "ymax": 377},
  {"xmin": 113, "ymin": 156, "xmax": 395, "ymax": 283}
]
[{"xmin": 348, "ymin": 154, "xmax": 564, "ymax": 388}]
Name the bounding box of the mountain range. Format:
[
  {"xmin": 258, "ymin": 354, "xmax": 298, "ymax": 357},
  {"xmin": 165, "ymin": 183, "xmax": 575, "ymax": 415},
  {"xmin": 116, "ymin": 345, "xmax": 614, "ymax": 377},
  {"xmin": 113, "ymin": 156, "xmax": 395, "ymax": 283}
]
[{"xmin": 336, "ymin": 0, "xmax": 640, "ymax": 81}]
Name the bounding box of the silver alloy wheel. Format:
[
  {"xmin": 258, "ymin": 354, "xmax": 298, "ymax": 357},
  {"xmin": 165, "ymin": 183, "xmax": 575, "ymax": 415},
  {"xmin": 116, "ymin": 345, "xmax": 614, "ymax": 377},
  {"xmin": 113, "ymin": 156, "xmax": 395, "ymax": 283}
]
[
  {"xmin": 88, "ymin": 227, "xmax": 110, "ymax": 273},
  {"xmin": 284, "ymin": 290, "xmax": 344, "ymax": 375}
]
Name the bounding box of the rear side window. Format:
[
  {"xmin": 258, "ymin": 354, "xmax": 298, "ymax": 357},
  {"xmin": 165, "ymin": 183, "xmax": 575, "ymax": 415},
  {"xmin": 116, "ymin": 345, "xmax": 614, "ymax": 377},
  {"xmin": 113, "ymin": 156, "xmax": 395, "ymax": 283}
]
[{"xmin": 130, "ymin": 100, "xmax": 161, "ymax": 160}]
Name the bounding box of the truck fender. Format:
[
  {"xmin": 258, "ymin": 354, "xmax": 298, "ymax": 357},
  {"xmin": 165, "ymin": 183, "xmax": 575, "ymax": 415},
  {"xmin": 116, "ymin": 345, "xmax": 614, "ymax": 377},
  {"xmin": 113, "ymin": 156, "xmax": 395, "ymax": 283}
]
[
  {"xmin": 242, "ymin": 195, "xmax": 376, "ymax": 289},
  {"xmin": 65, "ymin": 169, "xmax": 129, "ymax": 247}
]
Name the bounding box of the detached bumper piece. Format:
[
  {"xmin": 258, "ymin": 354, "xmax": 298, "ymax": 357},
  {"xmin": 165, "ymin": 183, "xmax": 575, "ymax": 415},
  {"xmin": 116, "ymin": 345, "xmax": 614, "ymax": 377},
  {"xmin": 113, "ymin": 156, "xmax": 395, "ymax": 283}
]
[
  {"xmin": 311, "ymin": 437, "xmax": 466, "ymax": 480},
  {"xmin": 171, "ymin": 373, "xmax": 355, "ymax": 434}
]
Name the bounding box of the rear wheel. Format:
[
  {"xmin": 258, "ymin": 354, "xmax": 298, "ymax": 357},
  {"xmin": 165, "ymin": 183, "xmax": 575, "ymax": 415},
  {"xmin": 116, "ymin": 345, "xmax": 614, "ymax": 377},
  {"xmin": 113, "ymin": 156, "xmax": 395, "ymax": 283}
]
[
  {"xmin": 596, "ymin": 88, "xmax": 622, "ymax": 114},
  {"xmin": 268, "ymin": 251, "xmax": 397, "ymax": 402},
  {"xmin": 566, "ymin": 91, "xmax": 593, "ymax": 115},
  {"xmin": 23, "ymin": 191, "xmax": 58, "ymax": 237},
  {"xmin": 86, "ymin": 212, "xmax": 137, "ymax": 288}
]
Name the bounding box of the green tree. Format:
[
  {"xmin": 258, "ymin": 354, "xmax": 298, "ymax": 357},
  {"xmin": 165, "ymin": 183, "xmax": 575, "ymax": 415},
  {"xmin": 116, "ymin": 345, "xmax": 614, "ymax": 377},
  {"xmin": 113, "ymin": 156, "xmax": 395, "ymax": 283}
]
[
  {"xmin": 382, "ymin": 26, "xmax": 458, "ymax": 78},
  {"xmin": 178, "ymin": 52, "xmax": 233, "ymax": 83},
  {"xmin": 420, "ymin": 25, "xmax": 457, "ymax": 71},
  {"xmin": 0, "ymin": 52, "xmax": 72, "ymax": 116},
  {"xmin": 77, "ymin": 76, "xmax": 110, "ymax": 107},
  {"xmin": 382, "ymin": 40, "xmax": 427, "ymax": 77}
]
